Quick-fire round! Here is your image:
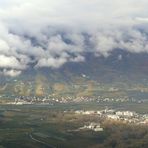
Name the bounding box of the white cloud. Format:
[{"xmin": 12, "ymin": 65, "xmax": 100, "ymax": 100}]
[
  {"xmin": 0, "ymin": 55, "xmax": 25, "ymax": 69},
  {"xmin": 1, "ymin": 69, "xmax": 21, "ymax": 77},
  {"xmin": 0, "ymin": 0, "xmax": 148, "ymax": 76},
  {"xmin": 36, "ymin": 57, "xmax": 67, "ymax": 68},
  {"xmin": 70, "ymin": 55, "xmax": 85, "ymax": 63}
]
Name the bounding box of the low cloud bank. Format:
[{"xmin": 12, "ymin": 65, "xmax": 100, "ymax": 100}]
[{"xmin": 0, "ymin": 0, "xmax": 148, "ymax": 76}]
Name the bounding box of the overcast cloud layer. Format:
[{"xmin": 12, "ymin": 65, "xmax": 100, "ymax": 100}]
[{"xmin": 0, "ymin": 0, "xmax": 148, "ymax": 76}]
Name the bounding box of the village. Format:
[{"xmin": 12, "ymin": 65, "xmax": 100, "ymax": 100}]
[
  {"xmin": 74, "ymin": 108, "xmax": 148, "ymax": 125},
  {"xmin": 3, "ymin": 94, "xmax": 146, "ymax": 105}
]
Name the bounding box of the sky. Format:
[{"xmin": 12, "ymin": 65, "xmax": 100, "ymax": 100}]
[{"xmin": 0, "ymin": 0, "xmax": 148, "ymax": 76}]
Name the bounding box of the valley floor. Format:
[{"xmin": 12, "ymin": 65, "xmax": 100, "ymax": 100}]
[{"xmin": 0, "ymin": 103, "xmax": 148, "ymax": 148}]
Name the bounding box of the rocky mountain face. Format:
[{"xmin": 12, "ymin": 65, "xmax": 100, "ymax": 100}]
[{"xmin": 1, "ymin": 50, "xmax": 148, "ymax": 97}]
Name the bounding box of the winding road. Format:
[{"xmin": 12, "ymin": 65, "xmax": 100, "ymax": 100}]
[{"xmin": 29, "ymin": 133, "xmax": 57, "ymax": 148}]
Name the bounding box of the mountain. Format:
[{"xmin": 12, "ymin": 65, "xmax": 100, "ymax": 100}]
[
  {"xmin": 1, "ymin": 49, "xmax": 148, "ymax": 98},
  {"xmin": 17, "ymin": 50, "xmax": 148, "ymax": 82}
]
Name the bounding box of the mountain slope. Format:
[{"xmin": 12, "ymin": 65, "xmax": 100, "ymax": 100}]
[{"xmin": 1, "ymin": 50, "xmax": 148, "ymax": 98}]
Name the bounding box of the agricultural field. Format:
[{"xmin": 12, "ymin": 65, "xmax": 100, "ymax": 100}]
[{"xmin": 0, "ymin": 104, "xmax": 148, "ymax": 148}]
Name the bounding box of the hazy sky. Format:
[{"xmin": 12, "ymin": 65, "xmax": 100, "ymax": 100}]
[{"xmin": 0, "ymin": 0, "xmax": 148, "ymax": 76}]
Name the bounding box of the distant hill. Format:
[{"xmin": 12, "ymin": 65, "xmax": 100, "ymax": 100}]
[
  {"xmin": 17, "ymin": 50, "xmax": 148, "ymax": 82},
  {"xmin": 1, "ymin": 50, "xmax": 148, "ymax": 97}
]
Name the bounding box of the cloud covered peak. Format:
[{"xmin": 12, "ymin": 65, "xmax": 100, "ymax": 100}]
[{"xmin": 0, "ymin": 0, "xmax": 148, "ymax": 76}]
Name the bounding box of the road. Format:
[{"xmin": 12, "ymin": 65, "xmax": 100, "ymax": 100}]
[{"xmin": 29, "ymin": 133, "xmax": 57, "ymax": 148}]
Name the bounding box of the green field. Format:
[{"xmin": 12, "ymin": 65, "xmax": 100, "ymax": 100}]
[{"xmin": 0, "ymin": 103, "xmax": 148, "ymax": 148}]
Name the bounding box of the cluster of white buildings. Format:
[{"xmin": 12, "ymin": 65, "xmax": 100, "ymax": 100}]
[
  {"xmin": 79, "ymin": 122, "xmax": 103, "ymax": 132},
  {"xmin": 6, "ymin": 95, "xmax": 98, "ymax": 105},
  {"xmin": 75, "ymin": 109, "xmax": 148, "ymax": 125}
]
